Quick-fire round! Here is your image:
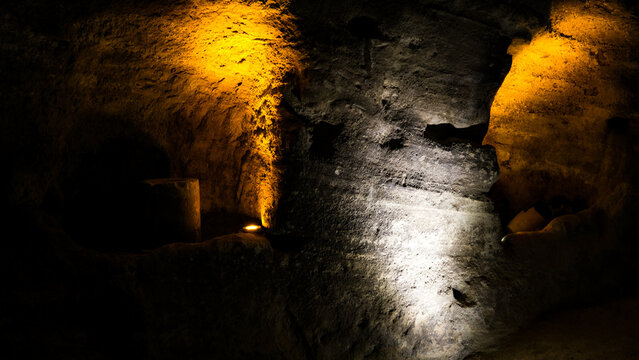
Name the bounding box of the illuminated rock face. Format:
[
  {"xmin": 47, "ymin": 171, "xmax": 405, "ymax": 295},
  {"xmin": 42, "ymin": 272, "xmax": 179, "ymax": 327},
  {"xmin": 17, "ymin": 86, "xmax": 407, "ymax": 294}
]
[
  {"xmin": 276, "ymin": 2, "xmax": 511, "ymax": 234},
  {"xmin": 269, "ymin": 1, "xmax": 548, "ymax": 358},
  {"xmin": 4, "ymin": 0, "xmax": 639, "ymax": 360},
  {"xmin": 2, "ymin": 0, "xmax": 302, "ymax": 229},
  {"xmin": 269, "ymin": 1, "xmax": 638, "ymax": 358},
  {"xmin": 484, "ymin": 0, "xmax": 639, "ymax": 215}
]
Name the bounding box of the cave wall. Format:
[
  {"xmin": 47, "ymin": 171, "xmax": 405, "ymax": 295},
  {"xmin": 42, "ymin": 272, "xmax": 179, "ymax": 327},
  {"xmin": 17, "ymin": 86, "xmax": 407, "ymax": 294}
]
[
  {"xmin": 1, "ymin": 0, "xmax": 302, "ymax": 232},
  {"xmin": 3, "ymin": 0, "xmax": 639, "ymax": 360},
  {"xmin": 484, "ymin": 0, "xmax": 639, "ymax": 215},
  {"xmin": 265, "ymin": 0, "xmax": 560, "ymax": 358},
  {"xmin": 274, "ymin": 0, "xmax": 538, "ymax": 235}
]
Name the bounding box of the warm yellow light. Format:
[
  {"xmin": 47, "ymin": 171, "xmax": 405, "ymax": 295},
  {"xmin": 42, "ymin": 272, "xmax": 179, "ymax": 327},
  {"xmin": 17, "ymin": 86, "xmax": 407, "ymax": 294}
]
[
  {"xmin": 484, "ymin": 0, "xmax": 637, "ymax": 209},
  {"xmin": 243, "ymin": 224, "xmax": 262, "ymax": 232},
  {"xmin": 169, "ymin": 0, "xmax": 303, "ymax": 227}
]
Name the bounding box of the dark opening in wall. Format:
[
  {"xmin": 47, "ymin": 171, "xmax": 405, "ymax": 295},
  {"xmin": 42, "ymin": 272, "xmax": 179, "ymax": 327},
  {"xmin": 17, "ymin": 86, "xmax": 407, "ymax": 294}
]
[
  {"xmin": 309, "ymin": 121, "xmax": 344, "ymax": 159},
  {"xmin": 452, "ymin": 287, "xmax": 476, "ymax": 308},
  {"xmin": 380, "ymin": 137, "xmax": 405, "ymax": 151},
  {"xmin": 347, "ymin": 16, "xmax": 382, "ymax": 39},
  {"xmin": 63, "ymin": 136, "xmax": 170, "ymax": 252},
  {"xmin": 424, "ymin": 122, "xmax": 488, "ymax": 147}
]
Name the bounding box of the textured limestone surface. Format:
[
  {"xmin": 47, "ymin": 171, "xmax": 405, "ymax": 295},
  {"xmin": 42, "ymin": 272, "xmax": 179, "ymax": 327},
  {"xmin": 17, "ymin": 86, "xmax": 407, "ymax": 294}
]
[
  {"xmin": 1, "ymin": 0, "xmax": 302, "ymax": 226},
  {"xmin": 270, "ymin": 1, "xmax": 639, "ymax": 358},
  {"xmin": 272, "ymin": 0, "xmax": 538, "ymax": 357},
  {"xmin": 484, "ymin": 0, "xmax": 639, "ymax": 216},
  {"xmin": 3, "ymin": 0, "xmax": 639, "ymax": 359}
]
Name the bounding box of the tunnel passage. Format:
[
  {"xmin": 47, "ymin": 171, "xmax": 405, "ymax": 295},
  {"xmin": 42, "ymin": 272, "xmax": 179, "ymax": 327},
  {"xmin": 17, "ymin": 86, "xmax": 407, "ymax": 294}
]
[{"xmin": 62, "ymin": 134, "xmax": 170, "ymax": 252}]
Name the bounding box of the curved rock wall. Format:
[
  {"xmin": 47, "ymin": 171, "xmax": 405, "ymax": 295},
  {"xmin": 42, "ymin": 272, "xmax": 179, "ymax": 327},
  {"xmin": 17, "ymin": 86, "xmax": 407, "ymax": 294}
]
[
  {"xmin": 1, "ymin": 0, "xmax": 302, "ymax": 230},
  {"xmin": 484, "ymin": 0, "xmax": 639, "ymax": 215}
]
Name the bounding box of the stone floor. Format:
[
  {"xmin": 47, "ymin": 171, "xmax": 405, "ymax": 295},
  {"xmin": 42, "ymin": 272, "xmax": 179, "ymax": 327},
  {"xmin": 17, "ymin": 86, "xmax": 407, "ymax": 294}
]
[{"xmin": 468, "ymin": 295, "xmax": 639, "ymax": 359}]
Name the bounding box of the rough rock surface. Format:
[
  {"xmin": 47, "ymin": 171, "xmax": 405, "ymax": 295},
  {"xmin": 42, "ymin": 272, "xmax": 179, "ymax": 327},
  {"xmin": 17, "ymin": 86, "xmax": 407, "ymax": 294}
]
[
  {"xmin": 484, "ymin": 0, "xmax": 639, "ymax": 216},
  {"xmin": 3, "ymin": 0, "xmax": 639, "ymax": 359},
  {"xmin": 1, "ymin": 0, "xmax": 302, "ymax": 230},
  {"xmin": 272, "ymin": 0, "xmax": 637, "ymax": 358},
  {"xmin": 272, "ymin": 0, "xmax": 541, "ymax": 357}
]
